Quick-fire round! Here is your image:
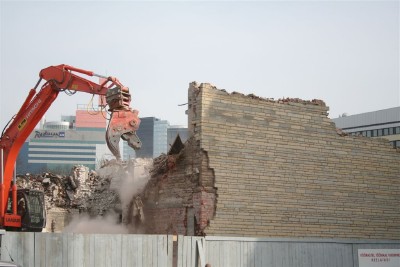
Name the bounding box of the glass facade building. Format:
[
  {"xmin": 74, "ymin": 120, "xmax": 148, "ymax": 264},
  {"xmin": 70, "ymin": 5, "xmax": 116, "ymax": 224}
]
[
  {"xmin": 126, "ymin": 117, "xmax": 169, "ymax": 159},
  {"xmin": 154, "ymin": 119, "xmax": 169, "ymax": 158},
  {"xmin": 122, "ymin": 118, "xmax": 189, "ymax": 160}
]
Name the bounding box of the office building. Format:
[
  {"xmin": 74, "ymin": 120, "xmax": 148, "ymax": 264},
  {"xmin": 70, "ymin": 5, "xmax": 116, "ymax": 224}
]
[
  {"xmin": 122, "ymin": 119, "xmax": 189, "ymax": 160},
  {"xmin": 17, "ymin": 107, "xmax": 111, "ymax": 174},
  {"xmin": 332, "ymin": 106, "xmax": 400, "ymax": 148},
  {"xmin": 127, "ymin": 117, "xmax": 169, "ymax": 159}
]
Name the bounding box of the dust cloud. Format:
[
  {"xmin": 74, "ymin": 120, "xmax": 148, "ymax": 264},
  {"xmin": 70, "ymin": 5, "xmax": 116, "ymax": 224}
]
[
  {"xmin": 63, "ymin": 158, "xmax": 152, "ymax": 234},
  {"xmin": 63, "ymin": 213, "xmax": 129, "ymax": 234},
  {"xmin": 119, "ymin": 160, "xmax": 151, "ymax": 214}
]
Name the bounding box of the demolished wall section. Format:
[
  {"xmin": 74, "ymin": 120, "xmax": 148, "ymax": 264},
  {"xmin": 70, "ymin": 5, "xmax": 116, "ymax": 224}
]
[
  {"xmin": 191, "ymin": 82, "xmax": 400, "ymax": 239},
  {"xmin": 142, "ymin": 134, "xmax": 217, "ymax": 235}
]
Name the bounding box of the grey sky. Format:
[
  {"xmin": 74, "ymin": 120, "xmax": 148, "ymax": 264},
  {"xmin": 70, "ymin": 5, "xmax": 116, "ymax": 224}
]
[{"xmin": 1, "ymin": 0, "xmax": 399, "ymax": 132}]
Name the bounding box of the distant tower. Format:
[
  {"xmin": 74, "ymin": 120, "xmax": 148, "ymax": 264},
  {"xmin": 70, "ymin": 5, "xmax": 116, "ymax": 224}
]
[{"xmin": 125, "ymin": 117, "xmax": 169, "ymax": 159}]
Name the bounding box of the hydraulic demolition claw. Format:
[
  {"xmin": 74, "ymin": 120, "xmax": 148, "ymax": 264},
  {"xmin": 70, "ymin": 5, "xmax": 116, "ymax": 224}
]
[
  {"xmin": 103, "ymin": 77, "xmax": 142, "ymax": 159},
  {"xmin": 106, "ymin": 109, "xmax": 142, "ymax": 160}
]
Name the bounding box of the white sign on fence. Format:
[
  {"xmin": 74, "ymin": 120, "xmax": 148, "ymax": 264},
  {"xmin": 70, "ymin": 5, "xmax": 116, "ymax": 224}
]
[{"xmin": 358, "ymin": 249, "xmax": 400, "ymax": 267}]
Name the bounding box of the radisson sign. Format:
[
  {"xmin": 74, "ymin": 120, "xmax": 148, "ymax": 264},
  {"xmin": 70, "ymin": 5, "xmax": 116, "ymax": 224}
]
[{"xmin": 34, "ymin": 131, "xmax": 65, "ymax": 138}]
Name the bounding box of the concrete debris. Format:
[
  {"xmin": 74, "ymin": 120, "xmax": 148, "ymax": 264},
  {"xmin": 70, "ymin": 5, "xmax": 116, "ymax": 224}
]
[
  {"xmin": 150, "ymin": 153, "xmax": 175, "ymax": 176},
  {"xmin": 336, "ymin": 128, "xmax": 349, "ymax": 136},
  {"xmin": 16, "ymin": 158, "xmax": 153, "ymax": 232},
  {"xmin": 278, "ymin": 97, "xmax": 326, "ymax": 106},
  {"xmin": 17, "ymin": 165, "xmax": 98, "ymax": 209},
  {"xmin": 192, "ymin": 82, "xmax": 326, "ymax": 107}
]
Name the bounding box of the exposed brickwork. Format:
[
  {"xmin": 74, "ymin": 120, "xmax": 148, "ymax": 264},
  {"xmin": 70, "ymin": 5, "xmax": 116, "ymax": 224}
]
[
  {"xmin": 143, "ymin": 82, "xmax": 399, "ymax": 239},
  {"xmin": 189, "ymin": 82, "xmax": 400, "ymax": 239},
  {"xmin": 142, "ymin": 137, "xmax": 217, "ymax": 235},
  {"xmin": 145, "ymin": 207, "xmax": 187, "ymax": 234},
  {"xmin": 193, "ymin": 189, "xmax": 216, "ymax": 235}
]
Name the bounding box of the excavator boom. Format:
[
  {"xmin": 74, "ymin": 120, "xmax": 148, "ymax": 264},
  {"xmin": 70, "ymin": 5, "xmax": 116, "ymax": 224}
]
[{"xmin": 0, "ymin": 64, "xmax": 141, "ymax": 229}]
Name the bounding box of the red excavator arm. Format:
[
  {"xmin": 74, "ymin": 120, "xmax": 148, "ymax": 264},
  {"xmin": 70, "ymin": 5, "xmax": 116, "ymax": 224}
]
[{"xmin": 0, "ymin": 64, "xmax": 141, "ymax": 228}]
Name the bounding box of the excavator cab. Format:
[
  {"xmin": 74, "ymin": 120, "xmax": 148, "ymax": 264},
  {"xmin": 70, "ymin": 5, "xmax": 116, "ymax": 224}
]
[{"xmin": 6, "ymin": 189, "xmax": 46, "ymax": 232}]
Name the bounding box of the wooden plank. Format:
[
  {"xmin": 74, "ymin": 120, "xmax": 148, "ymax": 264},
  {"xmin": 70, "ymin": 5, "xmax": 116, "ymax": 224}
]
[
  {"xmin": 137, "ymin": 235, "xmax": 143, "ymax": 267},
  {"xmin": 22, "ymin": 232, "xmax": 35, "ymax": 267},
  {"xmin": 157, "ymin": 235, "xmax": 165, "ymax": 267},
  {"xmin": 62, "ymin": 233, "xmax": 69, "ymax": 267},
  {"xmin": 35, "ymin": 233, "xmax": 47, "ymax": 267},
  {"xmin": 142, "ymin": 234, "xmax": 149, "ymax": 266},
  {"xmin": 112, "ymin": 234, "xmax": 122, "ymax": 267},
  {"xmin": 234, "ymin": 240, "xmax": 241, "ymax": 267},
  {"xmin": 6, "ymin": 232, "xmax": 19, "ymax": 266},
  {"xmin": 151, "ymin": 235, "xmax": 157, "ymax": 267},
  {"xmin": 184, "ymin": 236, "xmax": 191, "ymax": 266},
  {"xmin": 177, "ymin": 235, "xmax": 183, "ymax": 267},
  {"xmin": 130, "ymin": 235, "xmax": 137, "ymax": 266},
  {"xmin": 3, "ymin": 233, "xmax": 393, "ymax": 267},
  {"xmin": 207, "ymin": 240, "xmax": 219, "ymax": 267},
  {"xmin": 69, "ymin": 233, "xmax": 83, "ymax": 267},
  {"xmin": 1, "ymin": 232, "xmax": 33, "ymax": 267},
  {"xmin": 262, "ymin": 242, "xmax": 273, "ymax": 267},
  {"xmin": 150, "ymin": 235, "xmax": 156, "ymax": 266},
  {"xmin": 90, "ymin": 234, "xmax": 96, "ymax": 267},
  {"xmin": 254, "ymin": 240, "xmax": 263, "ymax": 267},
  {"xmin": 248, "ymin": 240, "xmax": 255, "ymax": 267},
  {"xmin": 82, "ymin": 233, "xmax": 95, "ymax": 267},
  {"xmin": 121, "ymin": 234, "xmax": 133, "ymax": 267},
  {"xmin": 79, "ymin": 234, "xmax": 89, "ymax": 267},
  {"xmin": 167, "ymin": 235, "xmax": 174, "ymax": 267},
  {"xmin": 6, "ymin": 232, "xmax": 21, "ymax": 265},
  {"xmin": 219, "ymin": 241, "xmax": 225, "ymax": 267},
  {"xmin": 196, "ymin": 239, "xmax": 205, "ymax": 267},
  {"xmin": 93, "ymin": 235, "xmax": 105, "ymax": 267},
  {"xmin": 191, "ymin": 237, "xmax": 196, "ymax": 267},
  {"xmin": 180, "ymin": 236, "xmax": 186, "ymax": 267},
  {"xmin": 147, "ymin": 235, "xmax": 153, "ymax": 267},
  {"xmin": 240, "ymin": 241, "xmax": 246, "ymax": 267}
]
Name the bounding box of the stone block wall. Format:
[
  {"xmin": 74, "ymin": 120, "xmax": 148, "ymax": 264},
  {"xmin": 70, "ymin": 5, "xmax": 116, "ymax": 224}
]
[
  {"xmin": 142, "ymin": 82, "xmax": 399, "ymax": 239},
  {"xmin": 188, "ymin": 82, "xmax": 400, "ymax": 239}
]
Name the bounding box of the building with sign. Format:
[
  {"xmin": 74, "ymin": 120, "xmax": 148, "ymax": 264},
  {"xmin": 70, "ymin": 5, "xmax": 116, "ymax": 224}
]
[{"xmin": 17, "ymin": 108, "xmax": 111, "ymax": 174}]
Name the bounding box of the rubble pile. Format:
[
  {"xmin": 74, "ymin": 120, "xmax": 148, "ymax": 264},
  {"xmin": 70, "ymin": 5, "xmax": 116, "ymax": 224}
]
[
  {"xmin": 16, "ymin": 158, "xmax": 153, "ymax": 232},
  {"xmin": 17, "ymin": 165, "xmax": 99, "ymax": 210}
]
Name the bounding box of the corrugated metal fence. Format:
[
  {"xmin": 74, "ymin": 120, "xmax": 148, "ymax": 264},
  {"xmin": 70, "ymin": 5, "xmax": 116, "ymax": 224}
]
[
  {"xmin": 181, "ymin": 236, "xmax": 400, "ymax": 267},
  {"xmin": 1, "ymin": 232, "xmax": 173, "ymax": 267},
  {"xmin": 1, "ymin": 232, "xmax": 399, "ymax": 267}
]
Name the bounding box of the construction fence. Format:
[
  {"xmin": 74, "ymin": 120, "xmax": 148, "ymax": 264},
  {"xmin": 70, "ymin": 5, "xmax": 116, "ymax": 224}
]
[{"xmin": 1, "ymin": 232, "xmax": 399, "ymax": 267}]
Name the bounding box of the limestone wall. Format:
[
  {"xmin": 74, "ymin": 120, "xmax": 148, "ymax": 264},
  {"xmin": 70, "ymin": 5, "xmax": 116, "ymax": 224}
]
[{"xmin": 189, "ymin": 82, "xmax": 400, "ymax": 239}]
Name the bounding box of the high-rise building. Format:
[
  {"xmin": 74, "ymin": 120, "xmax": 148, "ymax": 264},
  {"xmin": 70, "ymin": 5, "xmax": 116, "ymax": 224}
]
[
  {"xmin": 121, "ymin": 119, "xmax": 189, "ymax": 160},
  {"xmin": 127, "ymin": 117, "xmax": 169, "ymax": 159},
  {"xmin": 17, "ymin": 106, "xmax": 112, "ymax": 174},
  {"xmin": 332, "ymin": 106, "xmax": 400, "ymax": 148},
  {"xmin": 153, "ymin": 119, "xmax": 169, "ymax": 157}
]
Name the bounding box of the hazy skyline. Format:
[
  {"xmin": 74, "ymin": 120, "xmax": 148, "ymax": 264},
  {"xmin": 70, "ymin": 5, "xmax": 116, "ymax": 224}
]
[{"xmin": 1, "ymin": 0, "xmax": 399, "ymax": 132}]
